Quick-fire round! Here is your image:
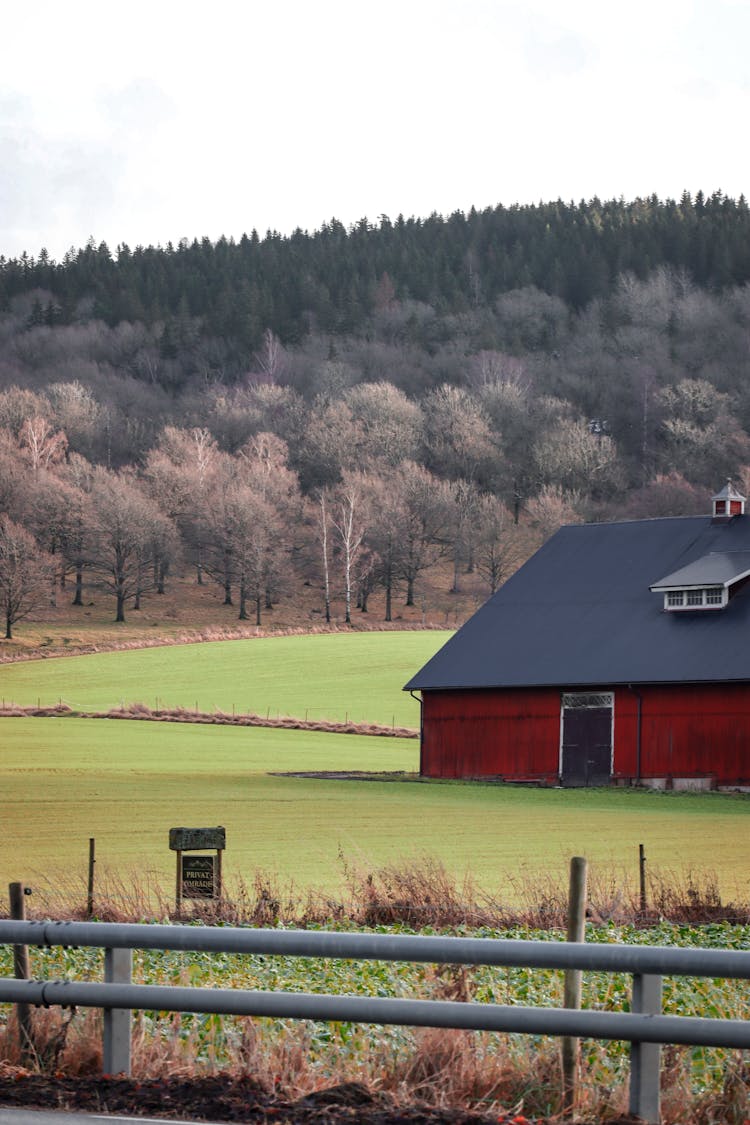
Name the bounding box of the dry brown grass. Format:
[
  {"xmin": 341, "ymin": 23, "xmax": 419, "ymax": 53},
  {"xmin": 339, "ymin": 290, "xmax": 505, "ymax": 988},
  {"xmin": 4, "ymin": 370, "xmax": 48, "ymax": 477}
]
[
  {"xmin": 2, "ymin": 859, "xmax": 747, "ymax": 1122},
  {"xmin": 5, "ymin": 1011, "xmax": 747, "ymax": 1124},
  {"xmin": 0, "ymin": 1010, "xmax": 591, "ymax": 1118},
  {"xmin": 10, "ymin": 853, "xmax": 748, "ymax": 932},
  {"xmin": 338, "ymin": 854, "xmax": 750, "ymax": 931},
  {"xmin": 0, "ymin": 699, "xmax": 418, "ymax": 738}
]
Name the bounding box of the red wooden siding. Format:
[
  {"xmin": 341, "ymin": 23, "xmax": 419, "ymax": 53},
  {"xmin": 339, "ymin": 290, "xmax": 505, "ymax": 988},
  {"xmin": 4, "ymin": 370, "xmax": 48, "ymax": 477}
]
[
  {"xmin": 421, "ymin": 683, "xmax": 750, "ymax": 785},
  {"xmin": 421, "ymin": 688, "xmax": 561, "ymax": 780},
  {"xmin": 634, "ymin": 683, "xmax": 750, "ymax": 784}
]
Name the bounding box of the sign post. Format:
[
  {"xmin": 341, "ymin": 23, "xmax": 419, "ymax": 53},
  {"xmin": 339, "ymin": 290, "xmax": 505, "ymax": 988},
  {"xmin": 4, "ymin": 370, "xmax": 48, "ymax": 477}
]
[{"xmin": 169, "ymin": 827, "xmax": 225, "ymax": 910}]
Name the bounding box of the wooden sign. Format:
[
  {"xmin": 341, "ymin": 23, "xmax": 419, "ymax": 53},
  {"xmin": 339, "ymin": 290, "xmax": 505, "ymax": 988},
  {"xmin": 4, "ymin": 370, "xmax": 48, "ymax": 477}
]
[
  {"xmin": 169, "ymin": 826, "xmax": 226, "ymax": 852},
  {"xmin": 181, "ymin": 855, "xmax": 216, "ymax": 899},
  {"xmin": 170, "ymin": 826, "xmax": 226, "ymax": 907}
]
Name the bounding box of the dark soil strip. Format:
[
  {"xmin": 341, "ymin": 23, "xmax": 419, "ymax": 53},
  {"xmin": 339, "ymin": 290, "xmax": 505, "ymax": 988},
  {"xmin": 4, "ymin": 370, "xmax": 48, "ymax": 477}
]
[
  {"xmin": 0, "ymin": 1071, "xmax": 567, "ymax": 1123},
  {"xmin": 271, "ymin": 770, "xmax": 424, "ymax": 782}
]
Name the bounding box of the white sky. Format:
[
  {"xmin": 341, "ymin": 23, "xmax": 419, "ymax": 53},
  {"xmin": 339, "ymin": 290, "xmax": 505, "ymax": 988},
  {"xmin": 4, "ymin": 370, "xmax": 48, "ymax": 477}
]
[{"xmin": 1, "ymin": 0, "xmax": 748, "ymax": 260}]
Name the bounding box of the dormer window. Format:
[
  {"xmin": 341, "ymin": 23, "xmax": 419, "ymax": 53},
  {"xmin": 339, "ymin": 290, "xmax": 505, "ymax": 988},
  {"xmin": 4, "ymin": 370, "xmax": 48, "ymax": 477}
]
[
  {"xmin": 651, "ymin": 551, "xmax": 750, "ymax": 611},
  {"xmin": 663, "ymin": 586, "xmax": 726, "ymax": 611}
]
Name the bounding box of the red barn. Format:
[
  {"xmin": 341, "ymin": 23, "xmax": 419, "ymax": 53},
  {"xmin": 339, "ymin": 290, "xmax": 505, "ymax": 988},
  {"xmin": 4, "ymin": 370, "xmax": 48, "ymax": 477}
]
[{"xmin": 405, "ymin": 483, "xmax": 750, "ymax": 789}]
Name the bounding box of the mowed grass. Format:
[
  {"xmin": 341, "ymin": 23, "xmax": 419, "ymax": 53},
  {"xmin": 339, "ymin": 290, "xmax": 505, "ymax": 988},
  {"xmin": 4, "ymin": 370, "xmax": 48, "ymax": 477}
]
[
  {"xmin": 0, "ymin": 632, "xmax": 451, "ymax": 727},
  {"xmin": 2, "ymin": 718, "xmax": 749, "ymax": 901}
]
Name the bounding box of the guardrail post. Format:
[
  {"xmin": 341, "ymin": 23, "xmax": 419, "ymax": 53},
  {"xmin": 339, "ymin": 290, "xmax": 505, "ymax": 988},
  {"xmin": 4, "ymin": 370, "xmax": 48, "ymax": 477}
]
[
  {"xmin": 103, "ymin": 947, "xmax": 132, "ymax": 1075},
  {"xmin": 629, "ymin": 972, "xmax": 662, "ymax": 1124}
]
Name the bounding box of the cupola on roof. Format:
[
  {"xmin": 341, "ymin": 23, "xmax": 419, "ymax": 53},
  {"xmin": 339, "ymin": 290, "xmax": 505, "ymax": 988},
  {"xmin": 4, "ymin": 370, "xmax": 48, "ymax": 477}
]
[{"xmin": 712, "ymin": 479, "xmax": 746, "ymax": 519}]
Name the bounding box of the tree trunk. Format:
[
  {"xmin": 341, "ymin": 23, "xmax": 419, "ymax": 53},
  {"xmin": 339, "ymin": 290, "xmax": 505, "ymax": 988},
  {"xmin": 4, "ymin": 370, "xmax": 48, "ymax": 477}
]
[
  {"xmin": 344, "ymin": 556, "xmax": 352, "ymax": 624},
  {"xmin": 451, "ymin": 549, "xmax": 461, "ymax": 594},
  {"xmin": 406, "ymin": 575, "xmax": 415, "ymax": 606},
  {"xmin": 385, "ymin": 578, "xmax": 392, "ymax": 622},
  {"xmin": 116, "ymin": 592, "xmax": 126, "ymax": 623},
  {"xmin": 319, "ymin": 493, "xmax": 331, "ymax": 624},
  {"xmin": 72, "ymin": 563, "xmax": 83, "ymax": 607},
  {"xmin": 223, "ymin": 551, "xmax": 233, "ymax": 605},
  {"xmin": 5, "ymin": 612, "xmax": 11, "ymax": 640},
  {"xmin": 255, "ymin": 595, "xmax": 262, "ymax": 627},
  {"xmin": 238, "ymin": 579, "xmax": 248, "ymax": 620},
  {"xmin": 157, "ymin": 561, "xmax": 166, "ymax": 595}
]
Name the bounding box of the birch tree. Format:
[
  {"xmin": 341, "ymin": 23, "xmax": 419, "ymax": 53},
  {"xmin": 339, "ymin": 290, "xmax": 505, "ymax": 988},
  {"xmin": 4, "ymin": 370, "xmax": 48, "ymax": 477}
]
[{"xmin": 331, "ymin": 474, "xmax": 369, "ymax": 625}]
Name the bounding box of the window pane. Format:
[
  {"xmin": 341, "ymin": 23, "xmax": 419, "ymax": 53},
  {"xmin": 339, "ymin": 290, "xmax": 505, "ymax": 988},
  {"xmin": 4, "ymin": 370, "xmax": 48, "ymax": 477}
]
[{"xmin": 562, "ymin": 692, "xmax": 613, "ymax": 709}]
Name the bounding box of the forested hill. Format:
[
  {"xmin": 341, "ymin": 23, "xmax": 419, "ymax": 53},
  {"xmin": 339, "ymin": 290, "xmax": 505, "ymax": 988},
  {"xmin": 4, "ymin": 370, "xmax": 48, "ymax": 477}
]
[
  {"xmin": 3, "ymin": 191, "xmax": 750, "ymax": 630},
  {"xmin": 2, "ymin": 192, "xmax": 749, "ymax": 353}
]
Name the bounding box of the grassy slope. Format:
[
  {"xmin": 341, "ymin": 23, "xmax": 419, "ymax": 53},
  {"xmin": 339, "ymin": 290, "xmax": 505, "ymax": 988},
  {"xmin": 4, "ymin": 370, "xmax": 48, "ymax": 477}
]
[
  {"xmin": 0, "ymin": 632, "xmax": 451, "ymax": 726},
  {"xmin": 2, "ymin": 717, "xmax": 748, "ymax": 899}
]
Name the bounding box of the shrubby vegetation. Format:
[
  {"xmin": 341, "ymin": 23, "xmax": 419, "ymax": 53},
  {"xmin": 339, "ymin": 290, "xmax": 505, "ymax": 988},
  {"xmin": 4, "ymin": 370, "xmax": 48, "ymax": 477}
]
[
  {"xmin": 2, "ymin": 193, "xmax": 750, "ymax": 627},
  {"xmin": 1, "ymin": 862, "xmax": 748, "ymax": 1120}
]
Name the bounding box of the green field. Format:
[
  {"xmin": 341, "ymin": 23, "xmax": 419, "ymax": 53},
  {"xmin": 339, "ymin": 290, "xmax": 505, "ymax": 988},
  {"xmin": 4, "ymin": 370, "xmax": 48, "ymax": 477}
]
[
  {"xmin": 0, "ymin": 632, "xmax": 451, "ymax": 726},
  {"xmin": 1, "ymin": 717, "xmax": 749, "ymax": 902}
]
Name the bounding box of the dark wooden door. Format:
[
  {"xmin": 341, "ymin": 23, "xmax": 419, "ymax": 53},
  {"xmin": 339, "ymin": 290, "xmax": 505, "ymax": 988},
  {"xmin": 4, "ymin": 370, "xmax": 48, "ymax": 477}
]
[{"xmin": 561, "ymin": 707, "xmax": 612, "ymax": 787}]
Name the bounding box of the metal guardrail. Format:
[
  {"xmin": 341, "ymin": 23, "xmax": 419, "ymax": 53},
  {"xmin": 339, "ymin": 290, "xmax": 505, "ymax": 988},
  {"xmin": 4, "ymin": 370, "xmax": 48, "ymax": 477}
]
[{"xmin": 1, "ymin": 920, "xmax": 749, "ymax": 1125}]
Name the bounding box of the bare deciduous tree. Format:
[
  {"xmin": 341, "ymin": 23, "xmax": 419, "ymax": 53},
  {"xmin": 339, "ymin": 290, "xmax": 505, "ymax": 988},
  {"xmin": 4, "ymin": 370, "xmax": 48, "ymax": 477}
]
[
  {"xmin": 310, "ymin": 489, "xmax": 333, "ymax": 624},
  {"xmin": 525, "ymin": 485, "xmax": 583, "ymax": 544},
  {"xmin": 331, "ymin": 474, "xmax": 369, "ymax": 626},
  {"xmin": 19, "ymin": 415, "xmax": 68, "ymax": 472},
  {"xmin": 88, "ymin": 469, "xmax": 172, "ymax": 622},
  {"xmin": 0, "ymin": 516, "xmax": 54, "ymax": 639},
  {"xmin": 474, "ymin": 495, "xmax": 526, "ymax": 594}
]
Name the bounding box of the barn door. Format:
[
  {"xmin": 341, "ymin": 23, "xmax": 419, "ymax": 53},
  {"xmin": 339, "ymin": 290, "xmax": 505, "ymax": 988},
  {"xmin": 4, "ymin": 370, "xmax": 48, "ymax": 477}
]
[{"xmin": 560, "ymin": 693, "xmax": 613, "ymax": 787}]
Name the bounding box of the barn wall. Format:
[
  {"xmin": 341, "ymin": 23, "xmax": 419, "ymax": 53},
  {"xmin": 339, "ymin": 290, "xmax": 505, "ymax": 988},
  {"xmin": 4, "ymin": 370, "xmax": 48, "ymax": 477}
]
[
  {"xmin": 421, "ymin": 688, "xmax": 561, "ymax": 780},
  {"xmin": 632, "ymin": 683, "xmax": 750, "ymax": 784},
  {"xmin": 422, "ymin": 683, "xmax": 750, "ymax": 785}
]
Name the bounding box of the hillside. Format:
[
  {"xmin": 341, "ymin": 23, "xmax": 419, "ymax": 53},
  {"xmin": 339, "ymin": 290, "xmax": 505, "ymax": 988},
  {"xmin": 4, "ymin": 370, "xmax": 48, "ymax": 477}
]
[
  {"xmin": 0, "ymin": 562, "xmax": 475, "ymax": 659},
  {"xmin": 1, "ymin": 194, "xmax": 750, "ymax": 639}
]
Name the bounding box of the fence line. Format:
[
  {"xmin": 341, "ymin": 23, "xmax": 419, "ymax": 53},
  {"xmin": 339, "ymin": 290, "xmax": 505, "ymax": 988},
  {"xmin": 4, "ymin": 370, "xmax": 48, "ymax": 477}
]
[{"xmin": 2, "ymin": 920, "xmax": 750, "ymax": 1124}]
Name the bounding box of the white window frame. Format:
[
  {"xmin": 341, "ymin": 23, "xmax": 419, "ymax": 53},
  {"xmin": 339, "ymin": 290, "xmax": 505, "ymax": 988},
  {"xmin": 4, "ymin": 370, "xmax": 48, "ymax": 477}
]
[{"xmin": 663, "ymin": 586, "xmax": 726, "ymax": 611}]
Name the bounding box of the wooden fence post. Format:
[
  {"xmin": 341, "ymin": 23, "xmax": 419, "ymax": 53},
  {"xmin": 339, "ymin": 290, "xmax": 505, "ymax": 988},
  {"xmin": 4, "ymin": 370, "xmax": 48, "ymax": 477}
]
[
  {"xmin": 175, "ymin": 850, "xmax": 182, "ymax": 913},
  {"xmin": 87, "ymin": 838, "xmax": 96, "ymax": 919},
  {"xmin": 561, "ymin": 856, "xmax": 588, "ymax": 1111},
  {"xmin": 639, "ymin": 843, "xmax": 647, "ymax": 914},
  {"xmin": 9, "ymin": 882, "xmax": 33, "ymax": 1064}
]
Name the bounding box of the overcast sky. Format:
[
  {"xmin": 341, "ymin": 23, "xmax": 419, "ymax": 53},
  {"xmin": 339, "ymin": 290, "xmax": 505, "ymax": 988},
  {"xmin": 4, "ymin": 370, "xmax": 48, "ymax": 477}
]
[{"xmin": 2, "ymin": 0, "xmax": 748, "ymax": 261}]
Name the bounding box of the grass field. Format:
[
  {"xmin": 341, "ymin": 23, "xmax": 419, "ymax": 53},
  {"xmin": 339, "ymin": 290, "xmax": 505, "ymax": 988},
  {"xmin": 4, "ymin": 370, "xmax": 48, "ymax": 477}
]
[
  {"xmin": 0, "ymin": 632, "xmax": 451, "ymax": 727},
  {"xmin": 2, "ymin": 717, "xmax": 749, "ymax": 902}
]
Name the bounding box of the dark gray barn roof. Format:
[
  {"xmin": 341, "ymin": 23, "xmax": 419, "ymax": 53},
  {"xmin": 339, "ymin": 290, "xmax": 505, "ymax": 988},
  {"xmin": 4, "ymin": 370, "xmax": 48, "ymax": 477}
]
[{"xmin": 405, "ymin": 514, "xmax": 750, "ymax": 692}]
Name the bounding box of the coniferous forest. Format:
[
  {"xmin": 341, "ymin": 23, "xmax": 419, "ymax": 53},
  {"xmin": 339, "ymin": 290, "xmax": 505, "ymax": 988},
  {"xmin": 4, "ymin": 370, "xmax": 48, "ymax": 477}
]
[{"xmin": 1, "ymin": 192, "xmax": 750, "ymax": 632}]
